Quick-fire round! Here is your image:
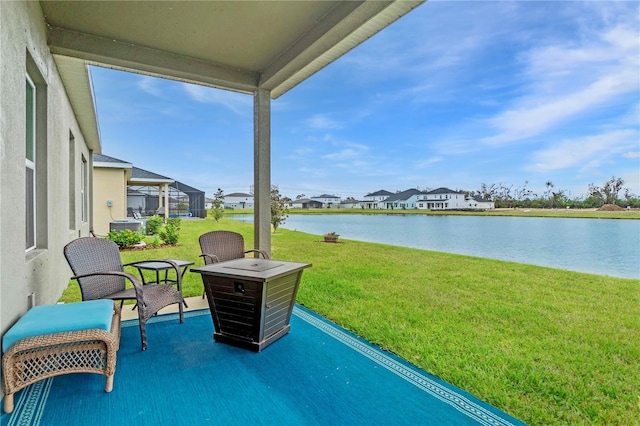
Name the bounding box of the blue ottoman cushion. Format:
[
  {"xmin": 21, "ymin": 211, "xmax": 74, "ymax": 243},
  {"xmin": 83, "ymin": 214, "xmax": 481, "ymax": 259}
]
[{"xmin": 2, "ymin": 299, "xmax": 114, "ymax": 353}]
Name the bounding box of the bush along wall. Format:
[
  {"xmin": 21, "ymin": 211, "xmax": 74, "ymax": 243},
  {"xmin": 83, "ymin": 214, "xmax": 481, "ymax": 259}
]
[{"xmin": 106, "ymin": 229, "xmax": 142, "ymax": 248}]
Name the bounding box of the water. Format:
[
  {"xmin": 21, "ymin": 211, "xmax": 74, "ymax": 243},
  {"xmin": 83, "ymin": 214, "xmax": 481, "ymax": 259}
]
[{"xmin": 233, "ymin": 214, "xmax": 640, "ymax": 279}]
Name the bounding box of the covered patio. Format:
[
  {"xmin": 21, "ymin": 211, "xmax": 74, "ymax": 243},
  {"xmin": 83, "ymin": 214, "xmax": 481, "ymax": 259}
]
[
  {"xmin": 3, "ymin": 1, "xmax": 524, "ymax": 423},
  {"xmin": 1, "ymin": 298, "xmax": 524, "ymax": 425}
]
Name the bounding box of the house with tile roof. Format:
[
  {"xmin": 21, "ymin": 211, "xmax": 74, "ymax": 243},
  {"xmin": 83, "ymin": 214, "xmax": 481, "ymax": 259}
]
[
  {"xmin": 340, "ymin": 197, "xmax": 361, "ymax": 208},
  {"xmin": 224, "ymin": 192, "xmax": 254, "ymax": 209},
  {"xmin": 416, "ymin": 187, "xmax": 469, "ymax": 210},
  {"xmin": 93, "ymin": 154, "xmax": 206, "ymax": 235},
  {"xmin": 362, "ymin": 190, "xmax": 393, "ymax": 209},
  {"xmin": 311, "ymin": 194, "xmax": 341, "ymax": 208},
  {"xmin": 93, "ymin": 154, "xmax": 138, "ymax": 235},
  {"xmin": 466, "ymin": 196, "xmax": 495, "ymax": 210},
  {"xmin": 204, "ymin": 197, "xmax": 214, "ymax": 210},
  {"xmin": 288, "ymin": 198, "xmax": 323, "ymax": 209},
  {"xmin": 381, "ymin": 189, "xmax": 422, "ymax": 210}
]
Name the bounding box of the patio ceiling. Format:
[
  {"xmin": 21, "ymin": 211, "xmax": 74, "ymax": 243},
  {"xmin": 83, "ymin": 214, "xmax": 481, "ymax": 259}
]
[{"xmin": 41, "ymin": 0, "xmax": 424, "ymax": 151}]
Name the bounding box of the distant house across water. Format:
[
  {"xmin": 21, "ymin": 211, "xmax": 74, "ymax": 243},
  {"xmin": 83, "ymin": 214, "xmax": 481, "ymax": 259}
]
[
  {"xmin": 224, "ymin": 192, "xmax": 254, "ymax": 209},
  {"xmin": 417, "ymin": 187, "xmax": 468, "ymax": 210},
  {"xmin": 340, "ymin": 197, "xmax": 361, "ymax": 208},
  {"xmin": 311, "ymin": 194, "xmax": 341, "ymax": 208},
  {"xmin": 217, "ymin": 186, "xmax": 495, "ymax": 211},
  {"xmin": 363, "ymin": 190, "xmax": 394, "ymax": 209},
  {"xmin": 381, "ymin": 189, "xmax": 422, "ymax": 210},
  {"xmin": 289, "ymin": 198, "xmax": 323, "ymax": 209}
]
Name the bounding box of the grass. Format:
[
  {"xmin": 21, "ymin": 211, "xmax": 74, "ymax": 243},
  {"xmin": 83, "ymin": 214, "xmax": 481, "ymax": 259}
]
[{"xmin": 59, "ymin": 216, "xmax": 640, "ymax": 425}]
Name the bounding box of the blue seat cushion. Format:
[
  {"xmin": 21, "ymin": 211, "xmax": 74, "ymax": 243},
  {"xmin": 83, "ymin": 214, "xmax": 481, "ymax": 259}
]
[{"xmin": 2, "ymin": 299, "xmax": 114, "ymax": 353}]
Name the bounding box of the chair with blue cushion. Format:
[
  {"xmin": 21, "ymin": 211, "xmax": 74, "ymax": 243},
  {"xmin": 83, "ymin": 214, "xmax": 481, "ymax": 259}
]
[{"xmin": 63, "ymin": 237, "xmax": 184, "ymax": 351}]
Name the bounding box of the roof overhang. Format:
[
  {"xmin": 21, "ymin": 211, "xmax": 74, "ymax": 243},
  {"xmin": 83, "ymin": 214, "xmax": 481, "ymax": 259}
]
[
  {"xmin": 128, "ymin": 178, "xmax": 174, "ymax": 186},
  {"xmin": 93, "ymin": 157, "xmax": 133, "ymax": 181},
  {"xmin": 40, "ymin": 1, "xmax": 424, "ymax": 152},
  {"xmin": 93, "ymin": 160, "xmax": 133, "ymax": 170}
]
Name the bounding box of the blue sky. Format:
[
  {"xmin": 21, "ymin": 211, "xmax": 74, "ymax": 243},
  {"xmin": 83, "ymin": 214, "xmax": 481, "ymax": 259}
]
[{"xmin": 91, "ymin": 1, "xmax": 639, "ymax": 201}]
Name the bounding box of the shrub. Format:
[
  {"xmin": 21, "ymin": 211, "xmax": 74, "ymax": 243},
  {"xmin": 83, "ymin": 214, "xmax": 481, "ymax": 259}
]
[
  {"xmin": 159, "ymin": 223, "xmax": 180, "ymax": 245},
  {"xmin": 166, "ymin": 217, "xmax": 181, "ymax": 230},
  {"xmin": 146, "ymin": 215, "xmax": 163, "ymax": 235},
  {"xmin": 106, "ymin": 229, "xmax": 142, "ymax": 248}
]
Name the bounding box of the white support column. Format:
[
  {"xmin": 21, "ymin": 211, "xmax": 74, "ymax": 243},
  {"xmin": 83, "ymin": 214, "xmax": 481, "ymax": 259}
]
[
  {"xmin": 253, "ymin": 89, "xmax": 271, "ymax": 256},
  {"xmin": 163, "ymin": 183, "xmax": 169, "ymax": 222}
]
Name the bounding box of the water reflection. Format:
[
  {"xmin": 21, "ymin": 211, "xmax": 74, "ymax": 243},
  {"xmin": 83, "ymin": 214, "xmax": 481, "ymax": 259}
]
[{"xmin": 233, "ymin": 214, "xmax": 640, "ymax": 279}]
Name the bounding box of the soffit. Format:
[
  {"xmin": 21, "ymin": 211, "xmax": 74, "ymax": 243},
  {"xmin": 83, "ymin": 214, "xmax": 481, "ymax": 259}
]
[
  {"xmin": 43, "ymin": 1, "xmax": 338, "ymax": 73},
  {"xmin": 41, "ymin": 1, "xmax": 424, "ymax": 97}
]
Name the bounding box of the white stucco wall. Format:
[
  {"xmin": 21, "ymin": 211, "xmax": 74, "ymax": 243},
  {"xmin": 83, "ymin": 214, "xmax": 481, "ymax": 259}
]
[{"xmin": 0, "ymin": 0, "xmax": 96, "ymax": 376}]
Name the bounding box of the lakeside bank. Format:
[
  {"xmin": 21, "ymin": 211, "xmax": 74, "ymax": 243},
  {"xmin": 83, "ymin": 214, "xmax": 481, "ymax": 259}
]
[{"xmin": 226, "ymin": 207, "xmax": 640, "ymax": 220}]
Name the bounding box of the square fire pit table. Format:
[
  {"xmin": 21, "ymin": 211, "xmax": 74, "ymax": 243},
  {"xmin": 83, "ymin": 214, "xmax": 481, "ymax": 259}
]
[{"xmin": 191, "ymin": 258, "xmax": 311, "ymax": 352}]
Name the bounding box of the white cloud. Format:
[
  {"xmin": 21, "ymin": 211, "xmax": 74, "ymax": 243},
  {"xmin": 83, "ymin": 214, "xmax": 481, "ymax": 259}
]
[
  {"xmin": 623, "ymin": 152, "xmax": 640, "ymax": 159},
  {"xmin": 137, "ymin": 76, "xmax": 163, "ymax": 97},
  {"xmin": 482, "ymin": 22, "xmax": 639, "ymax": 146},
  {"xmin": 322, "ymin": 143, "xmax": 369, "ymax": 162},
  {"xmin": 414, "ymin": 157, "xmax": 443, "ymax": 169},
  {"xmin": 182, "ymin": 84, "xmax": 252, "ymax": 115},
  {"xmin": 528, "ymin": 129, "xmax": 638, "ymax": 172},
  {"xmin": 306, "ymin": 114, "xmax": 342, "ymax": 130}
]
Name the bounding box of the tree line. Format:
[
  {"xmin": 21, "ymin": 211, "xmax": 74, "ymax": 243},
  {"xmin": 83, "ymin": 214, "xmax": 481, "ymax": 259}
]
[{"xmin": 469, "ymin": 176, "xmax": 639, "ymax": 209}]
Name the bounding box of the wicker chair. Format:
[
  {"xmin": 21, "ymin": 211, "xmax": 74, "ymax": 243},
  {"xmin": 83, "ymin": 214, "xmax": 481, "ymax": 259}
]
[
  {"xmin": 199, "ymin": 230, "xmax": 269, "ymax": 265},
  {"xmin": 63, "ymin": 237, "xmax": 184, "ymax": 350},
  {"xmin": 198, "ymin": 231, "xmax": 270, "ymax": 298}
]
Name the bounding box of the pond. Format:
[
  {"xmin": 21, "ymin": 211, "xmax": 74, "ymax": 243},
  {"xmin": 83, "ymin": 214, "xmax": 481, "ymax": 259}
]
[{"xmin": 233, "ymin": 214, "xmax": 640, "ymax": 280}]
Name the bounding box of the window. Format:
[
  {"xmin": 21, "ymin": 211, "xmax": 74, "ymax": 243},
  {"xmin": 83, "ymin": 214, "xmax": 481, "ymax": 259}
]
[
  {"xmin": 26, "ymin": 56, "xmax": 48, "ymax": 253},
  {"xmin": 26, "ymin": 75, "xmax": 36, "ymax": 251},
  {"xmin": 81, "ymin": 155, "xmax": 87, "ymax": 223}
]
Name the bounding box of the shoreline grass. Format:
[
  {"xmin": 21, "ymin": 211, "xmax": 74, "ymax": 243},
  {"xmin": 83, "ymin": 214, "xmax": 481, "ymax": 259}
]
[
  {"xmin": 224, "ymin": 207, "xmax": 640, "ymax": 220},
  {"xmin": 60, "ymin": 217, "xmax": 640, "ymax": 424}
]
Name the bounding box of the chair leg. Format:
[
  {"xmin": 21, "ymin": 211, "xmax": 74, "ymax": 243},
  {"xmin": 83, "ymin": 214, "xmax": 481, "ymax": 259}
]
[
  {"xmin": 139, "ymin": 318, "xmax": 147, "ymax": 351},
  {"xmin": 3, "ymin": 393, "xmax": 14, "ymax": 414},
  {"xmin": 178, "ymin": 299, "xmax": 184, "ymax": 324},
  {"xmin": 105, "ymin": 374, "xmax": 114, "ymax": 393}
]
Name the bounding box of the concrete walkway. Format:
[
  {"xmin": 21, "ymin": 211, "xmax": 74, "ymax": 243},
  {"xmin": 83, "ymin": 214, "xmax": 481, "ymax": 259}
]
[{"xmin": 120, "ymin": 295, "xmax": 209, "ymax": 321}]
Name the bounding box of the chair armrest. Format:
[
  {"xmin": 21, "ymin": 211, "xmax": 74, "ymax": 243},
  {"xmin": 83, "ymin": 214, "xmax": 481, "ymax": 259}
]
[
  {"xmin": 199, "ymin": 253, "xmax": 220, "ymax": 264},
  {"xmin": 72, "ymin": 270, "xmax": 141, "ymax": 286},
  {"xmin": 245, "ymin": 249, "xmax": 270, "ymax": 259},
  {"xmin": 71, "ymin": 271, "xmax": 145, "ymax": 303}
]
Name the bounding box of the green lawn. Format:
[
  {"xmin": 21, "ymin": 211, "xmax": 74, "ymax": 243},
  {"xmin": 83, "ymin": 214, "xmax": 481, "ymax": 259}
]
[{"xmin": 59, "ymin": 216, "xmax": 640, "ymax": 425}]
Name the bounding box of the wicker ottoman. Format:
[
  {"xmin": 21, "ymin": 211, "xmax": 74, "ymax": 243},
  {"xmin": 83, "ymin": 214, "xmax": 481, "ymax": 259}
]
[{"xmin": 2, "ymin": 300, "xmax": 120, "ymax": 414}]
